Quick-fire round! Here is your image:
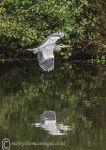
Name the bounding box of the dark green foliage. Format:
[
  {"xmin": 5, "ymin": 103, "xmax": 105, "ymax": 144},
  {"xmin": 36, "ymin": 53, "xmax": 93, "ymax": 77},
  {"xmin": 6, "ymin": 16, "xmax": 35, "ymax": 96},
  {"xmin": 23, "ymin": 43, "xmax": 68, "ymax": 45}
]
[{"xmin": 0, "ymin": 0, "xmax": 105, "ymax": 58}]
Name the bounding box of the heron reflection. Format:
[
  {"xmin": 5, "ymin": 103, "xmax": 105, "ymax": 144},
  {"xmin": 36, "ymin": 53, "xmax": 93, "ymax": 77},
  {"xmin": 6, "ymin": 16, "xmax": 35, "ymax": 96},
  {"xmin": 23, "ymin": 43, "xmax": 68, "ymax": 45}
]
[{"xmin": 34, "ymin": 111, "xmax": 70, "ymax": 135}]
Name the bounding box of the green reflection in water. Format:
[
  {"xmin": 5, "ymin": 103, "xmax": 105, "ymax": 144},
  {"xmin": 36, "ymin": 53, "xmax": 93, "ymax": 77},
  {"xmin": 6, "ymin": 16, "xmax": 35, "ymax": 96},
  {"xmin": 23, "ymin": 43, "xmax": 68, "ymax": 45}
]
[{"xmin": 0, "ymin": 61, "xmax": 106, "ymax": 150}]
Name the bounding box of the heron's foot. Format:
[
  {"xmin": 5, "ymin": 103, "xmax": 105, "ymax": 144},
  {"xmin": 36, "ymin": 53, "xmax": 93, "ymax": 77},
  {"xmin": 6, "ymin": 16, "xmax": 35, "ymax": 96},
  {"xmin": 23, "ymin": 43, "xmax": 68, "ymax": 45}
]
[{"xmin": 26, "ymin": 49, "xmax": 33, "ymax": 51}]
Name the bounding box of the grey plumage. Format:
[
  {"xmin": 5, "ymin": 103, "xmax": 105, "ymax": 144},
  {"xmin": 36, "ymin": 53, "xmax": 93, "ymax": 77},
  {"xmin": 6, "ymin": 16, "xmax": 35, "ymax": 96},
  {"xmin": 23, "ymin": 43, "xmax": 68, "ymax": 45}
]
[
  {"xmin": 40, "ymin": 111, "xmax": 56, "ymax": 124},
  {"xmin": 27, "ymin": 32, "xmax": 68, "ymax": 71},
  {"xmin": 37, "ymin": 51, "xmax": 54, "ymax": 71}
]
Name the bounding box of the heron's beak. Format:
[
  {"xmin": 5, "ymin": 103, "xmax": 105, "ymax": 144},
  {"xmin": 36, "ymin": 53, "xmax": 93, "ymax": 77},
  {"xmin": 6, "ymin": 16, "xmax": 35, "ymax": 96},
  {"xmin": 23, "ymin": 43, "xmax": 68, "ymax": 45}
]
[
  {"xmin": 60, "ymin": 45, "xmax": 70, "ymax": 48},
  {"xmin": 64, "ymin": 45, "xmax": 70, "ymax": 48}
]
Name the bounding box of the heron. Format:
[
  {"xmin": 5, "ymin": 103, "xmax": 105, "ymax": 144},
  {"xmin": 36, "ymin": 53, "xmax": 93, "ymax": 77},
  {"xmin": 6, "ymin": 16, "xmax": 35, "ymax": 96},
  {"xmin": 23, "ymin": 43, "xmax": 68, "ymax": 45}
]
[
  {"xmin": 27, "ymin": 32, "xmax": 69, "ymax": 72},
  {"xmin": 34, "ymin": 111, "xmax": 71, "ymax": 135}
]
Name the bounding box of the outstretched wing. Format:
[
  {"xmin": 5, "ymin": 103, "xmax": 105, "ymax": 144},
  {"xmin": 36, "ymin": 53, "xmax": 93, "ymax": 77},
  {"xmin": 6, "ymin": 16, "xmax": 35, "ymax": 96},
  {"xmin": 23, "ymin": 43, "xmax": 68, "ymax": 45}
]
[
  {"xmin": 37, "ymin": 50, "xmax": 54, "ymax": 72},
  {"xmin": 39, "ymin": 32, "xmax": 63, "ymax": 48},
  {"xmin": 37, "ymin": 45, "xmax": 55, "ymax": 72}
]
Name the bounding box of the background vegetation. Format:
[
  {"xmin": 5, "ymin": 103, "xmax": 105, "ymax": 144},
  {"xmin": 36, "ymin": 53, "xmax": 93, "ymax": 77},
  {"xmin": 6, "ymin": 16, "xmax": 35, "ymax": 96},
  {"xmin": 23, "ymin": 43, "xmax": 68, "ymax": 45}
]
[{"xmin": 0, "ymin": 0, "xmax": 106, "ymax": 59}]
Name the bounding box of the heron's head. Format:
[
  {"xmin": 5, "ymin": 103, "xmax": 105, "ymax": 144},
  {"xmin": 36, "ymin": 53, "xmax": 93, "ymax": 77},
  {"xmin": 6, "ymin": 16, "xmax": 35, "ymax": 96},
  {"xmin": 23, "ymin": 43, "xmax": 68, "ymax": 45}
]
[{"xmin": 54, "ymin": 44, "xmax": 70, "ymax": 51}]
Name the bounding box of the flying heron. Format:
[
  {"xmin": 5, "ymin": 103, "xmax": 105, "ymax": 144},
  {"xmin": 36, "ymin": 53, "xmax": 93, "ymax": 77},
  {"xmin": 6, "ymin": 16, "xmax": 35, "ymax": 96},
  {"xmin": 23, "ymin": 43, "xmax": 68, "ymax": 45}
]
[{"xmin": 27, "ymin": 32, "xmax": 69, "ymax": 71}]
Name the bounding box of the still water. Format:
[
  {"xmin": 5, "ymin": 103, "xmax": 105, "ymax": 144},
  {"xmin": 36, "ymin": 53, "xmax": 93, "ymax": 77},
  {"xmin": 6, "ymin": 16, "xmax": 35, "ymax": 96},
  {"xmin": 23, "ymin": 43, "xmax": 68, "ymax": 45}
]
[{"xmin": 0, "ymin": 60, "xmax": 106, "ymax": 150}]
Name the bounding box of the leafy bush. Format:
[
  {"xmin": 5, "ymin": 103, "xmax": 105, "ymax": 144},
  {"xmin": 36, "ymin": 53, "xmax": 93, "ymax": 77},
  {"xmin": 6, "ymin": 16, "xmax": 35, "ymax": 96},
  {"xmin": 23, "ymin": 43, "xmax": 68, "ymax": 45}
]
[{"xmin": 0, "ymin": 0, "xmax": 105, "ymax": 58}]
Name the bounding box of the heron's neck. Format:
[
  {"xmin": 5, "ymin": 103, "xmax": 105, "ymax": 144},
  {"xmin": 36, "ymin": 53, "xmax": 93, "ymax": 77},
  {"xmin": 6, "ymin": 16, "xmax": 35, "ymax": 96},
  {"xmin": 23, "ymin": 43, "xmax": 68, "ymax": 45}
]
[{"xmin": 54, "ymin": 45, "xmax": 61, "ymax": 51}]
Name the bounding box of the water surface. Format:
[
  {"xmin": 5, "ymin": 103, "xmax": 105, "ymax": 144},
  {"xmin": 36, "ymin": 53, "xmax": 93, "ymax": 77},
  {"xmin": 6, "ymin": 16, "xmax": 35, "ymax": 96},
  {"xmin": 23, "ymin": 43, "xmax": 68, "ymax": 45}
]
[{"xmin": 0, "ymin": 60, "xmax": 106, "ymax": 150}]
